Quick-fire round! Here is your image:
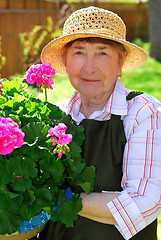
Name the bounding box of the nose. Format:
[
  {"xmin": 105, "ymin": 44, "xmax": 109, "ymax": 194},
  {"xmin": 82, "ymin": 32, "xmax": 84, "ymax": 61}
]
[{"xmin": 82, "ymin": 54, "xmax": 96, "ymax": 74}]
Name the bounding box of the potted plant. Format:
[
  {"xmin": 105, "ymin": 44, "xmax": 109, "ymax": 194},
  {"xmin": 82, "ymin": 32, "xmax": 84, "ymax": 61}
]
[{"xmin": 0, "ymin": 63, "xmax": 95, "ymax": 239}]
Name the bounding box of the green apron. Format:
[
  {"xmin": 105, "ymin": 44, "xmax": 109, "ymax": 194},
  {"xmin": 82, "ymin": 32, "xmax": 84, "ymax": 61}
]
[{"xmin": 37, "ymin": 92, "xmax": 157, "ymax": 240}]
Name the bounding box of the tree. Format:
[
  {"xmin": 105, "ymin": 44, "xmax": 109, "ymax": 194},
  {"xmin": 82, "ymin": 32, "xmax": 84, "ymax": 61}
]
[{"xmin": 148, "ymin": 0, "xmax": 161, "ymax": 60}]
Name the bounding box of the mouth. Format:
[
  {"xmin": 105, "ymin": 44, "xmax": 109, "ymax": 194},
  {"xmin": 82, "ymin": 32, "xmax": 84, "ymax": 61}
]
[{"xmin": 81, "ymin": 78, "xmax": 100, "ymax": 83}]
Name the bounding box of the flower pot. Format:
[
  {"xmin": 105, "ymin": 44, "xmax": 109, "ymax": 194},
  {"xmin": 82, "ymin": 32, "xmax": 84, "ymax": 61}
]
[
  {"xmin": 0, "ymin": 210, "xmax": 49, "ymax": 240},
  {"xmin": 0, "ymin": 223, "xmax": 46, "ymax": 240}
]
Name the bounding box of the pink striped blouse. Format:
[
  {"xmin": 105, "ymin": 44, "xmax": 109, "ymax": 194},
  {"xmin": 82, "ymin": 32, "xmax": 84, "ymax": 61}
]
[{"xmin": 57, "ymin": 80, "xmax": 161, "ymax": 239}]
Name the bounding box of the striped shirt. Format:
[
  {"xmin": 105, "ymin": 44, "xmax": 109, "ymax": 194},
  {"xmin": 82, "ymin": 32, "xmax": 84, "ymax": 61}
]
[{"xmin": 57, "ymin": 80, "xmax": 161, "ymax": 239}]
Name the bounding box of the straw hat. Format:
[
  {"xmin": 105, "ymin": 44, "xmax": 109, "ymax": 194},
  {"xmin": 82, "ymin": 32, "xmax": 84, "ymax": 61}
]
[{"xmin": 41, "ymin": 6, "xmax": 147, "ymax": 75}]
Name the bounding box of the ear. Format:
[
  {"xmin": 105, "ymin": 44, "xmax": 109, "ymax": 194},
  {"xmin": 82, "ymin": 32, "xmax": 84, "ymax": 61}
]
[
  {"xmin": 119, "ymin": 68, "xmax": 122, "ymax": 76},
  {"xmin": 61, "ymin": 48, "xmax": 67, "ymax": 67},
  {"xmin": 117, "ymin": 66, "xmax": 122, "ymax": 78}
]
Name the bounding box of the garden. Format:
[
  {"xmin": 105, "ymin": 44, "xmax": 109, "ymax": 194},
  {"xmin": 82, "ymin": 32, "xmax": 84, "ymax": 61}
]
[{"xmin": 0, "ymin": 1, "xmax": 161, "ymax": 238}]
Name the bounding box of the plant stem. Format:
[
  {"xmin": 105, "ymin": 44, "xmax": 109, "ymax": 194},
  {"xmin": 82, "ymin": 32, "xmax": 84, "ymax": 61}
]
[{"xmin": 45, "ymin": 88, "xmax": 47, "ymax": 102}]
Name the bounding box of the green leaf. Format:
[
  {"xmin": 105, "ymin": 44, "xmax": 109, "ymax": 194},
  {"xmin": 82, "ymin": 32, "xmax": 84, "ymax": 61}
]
[
  {"xmin": 68, "ymin": 158, "xmax": 85, "ymax": 175},
  {"xmin": 23, "ymin": 122, "xmax": 49, "ymax": 144},
  {"xmin": 2, "ymin": 77, "xmax": 24, "ymax": 92},
  {"xmin": 51, "ymin": 194, "xmax": 82, "ymax": 227},
  {"xmin": 0, "ymin": 209, "xmax": 22, "ymax": 235},
  {"xmin": 0, "ymin": 95, "xmax": 7, "ymax": 106},
  {"xmin": 0, "ymin": 93, "xmax": 26, "ymax": 109},
  {"xmin": 0, "ymin": 191, "xmax": 23, "ymax": 211},
  {"xmin": 20, "ymin": 145, "xmax": 51, "ymax": 163},
  {"xmin": 12, "ymin": 177, "xmax": 32, "ymax": 192},
  {"xmin": 69, "ymin": 141, "xmax": 82, "ymax": 159},
  {"xmin": 47, "ymin": 103, "xmax": 63, "ymax": 120},
  {"xmin": 5, "ymin": 156, "xmax": 38, "ymax": 192},
  {"xmin": 40, "ymin": 104, "xmax": 51, "ymax": 121},
  {"xmin": 74, "ymin": 166, "xmax": 96, "ymax": 194},
  {"xmin": 26, "ymin": 190, "xmax": 36, "ymax": 206},
  {"xmin": 40, "ymin": 157, "xmax": 65, "ymax": 183},
  {"xmin": 35, "ymin": 188, "xmax": 53, "ymax": 208},
  {"xmin": 8, "ymin": 114, "xmax": 21, "ymax": 125},
  {"xmin": 25, "ymin": 101, "xmax": 37, "ymax": 113},
  {"xmin": 6, "ymin": 156, "xmax": 37, "ymax": 179}
]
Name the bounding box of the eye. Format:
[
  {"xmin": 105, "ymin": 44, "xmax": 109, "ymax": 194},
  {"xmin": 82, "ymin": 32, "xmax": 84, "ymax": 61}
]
[
  {"xmin": 75, "ymin": 51, "xmax": 83, "ymax": 55},
  {"xmin": 100, "ymin": 51, "xmax": 107, "ymax": 55}
]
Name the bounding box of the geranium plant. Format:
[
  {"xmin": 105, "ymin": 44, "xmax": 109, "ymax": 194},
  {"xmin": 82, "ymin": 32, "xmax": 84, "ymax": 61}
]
[{"xmin": 0, "ymin": 64, "xmax": 95, "ymax": 236}]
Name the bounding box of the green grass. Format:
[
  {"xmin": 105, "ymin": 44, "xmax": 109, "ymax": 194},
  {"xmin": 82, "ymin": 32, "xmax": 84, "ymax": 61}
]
[
  {"xmin": 158, "ymin": 216, "xmax": 161, "ymax": 240},
  {"xmin": 28, "ymin": 73, "xmax": 72, "ymax": 103},
  {"xmin": 121, "ymin": 57, "xmax": 161, "ymax": 101}
]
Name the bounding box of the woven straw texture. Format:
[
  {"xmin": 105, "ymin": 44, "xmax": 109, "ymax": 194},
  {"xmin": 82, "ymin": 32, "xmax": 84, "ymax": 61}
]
[
  {"xmin": 0, "ymin": 224, "xmax": 46, "ymax": 240},
  {"xmin": 41, "ymin": 6, "xmax": 147, "ymax": 75}
]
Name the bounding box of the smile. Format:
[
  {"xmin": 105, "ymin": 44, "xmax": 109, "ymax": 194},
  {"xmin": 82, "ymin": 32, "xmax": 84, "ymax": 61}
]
[{"xmin": 81, "ymin": 78, "xmax": 100, "ymax": 82}]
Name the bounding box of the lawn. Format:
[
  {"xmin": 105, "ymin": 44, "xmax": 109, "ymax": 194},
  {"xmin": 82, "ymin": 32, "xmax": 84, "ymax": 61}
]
[{"xmin": 29, "ymin": 42, "xmax": 161, "ymax": 239}]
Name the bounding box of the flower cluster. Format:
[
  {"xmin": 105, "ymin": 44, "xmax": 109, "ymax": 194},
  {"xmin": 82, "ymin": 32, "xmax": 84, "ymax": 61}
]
[
  {"xmin": 48, "ymin": 123, "xmax": 72, "ymax": 159},
  {"xmin": 0, "ymin": 117, "xmax": 25, "ymax": 155},
  {"xmin": 0, "ymin": 68, "xmax": 95, "ymax": 236},
  {"xmin": 0, "ymin": 81, "xmax": 3, "ymax": 94},
  {"xmin": 24, "ymin": 62, "xmax": 55, "ymax": 92}
]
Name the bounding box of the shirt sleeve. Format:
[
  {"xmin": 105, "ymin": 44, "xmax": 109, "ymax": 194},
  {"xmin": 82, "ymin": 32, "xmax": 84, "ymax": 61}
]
[{"xmin": 107, "ymin": 94, "xmax": 161, "ymax": 239}]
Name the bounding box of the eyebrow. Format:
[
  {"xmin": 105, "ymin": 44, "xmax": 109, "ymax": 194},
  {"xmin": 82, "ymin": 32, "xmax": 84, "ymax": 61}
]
[
  {"xmin": 73, "ymin": 45, "xmax": 110, "ymax": 50},
  {"xmin": 73, "ymin": 46, "xmax": 85, "ymax": 50},
  {"xmin": 96, "ymin": 46, "xmax": 109, "ymax": 50}
]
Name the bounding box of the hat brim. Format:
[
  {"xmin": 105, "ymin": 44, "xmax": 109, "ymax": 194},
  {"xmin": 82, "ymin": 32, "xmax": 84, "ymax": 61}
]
[{"xmin": 41, "ymin": 32, "xmax": 147, "ymax": 75}]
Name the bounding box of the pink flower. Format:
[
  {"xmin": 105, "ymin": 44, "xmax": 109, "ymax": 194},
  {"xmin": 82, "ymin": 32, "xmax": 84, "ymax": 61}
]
[
  {"xmin": 48, "ymin": 123, "xmax": 67, "ymax": 138},
  {"xmin": 48, "ymin": 123, "xmax": 72, "ymax": 159},
  {"xmin": 0, "ymin": 117, "xmax": 25, "ymax": 155},
  {"xmin": 41, "ymin": 62, "xmax": 56, "ymax": 77},
  {"xmin": 24, "ymin": 63, "xmax": 55, "ymax": 89},
  {"xmin": 53, "ymin": 149, "xmax": 57, "ymax": 154},
  {"xmin": 58, "ymin": 134, "xmax": 72, "ymax": 145},
  {"xmin": 0, "ymin": 135, "xmax": 15, "ymax": 155},
  {"xmin": 0, "ymin": 81, "xmax": 3, "ymax": 95},
  {"xmin": 58, "ymin": 151, "xmax": 62, "ymax": 159},
  {"xmin": 0, "ymin": 82, "xmax": 3, "ymax": 89},
  {"xmin": 51, "ymin": 136, "xmax": 58, "ymax": 145},
  {"xmin": 1, "ymin": 117, "xmax": 19, "ymax": 129},
  {"xmin": 43, "ymin": 77, "xmax": 54, "ymax": 87},
  {"xmin": 0, "ymin": 123, "xmax": 10, "ymax": 137},
  {"xmin": 10, "ymin": 128, "xmax": 25, "ymax": 148}
]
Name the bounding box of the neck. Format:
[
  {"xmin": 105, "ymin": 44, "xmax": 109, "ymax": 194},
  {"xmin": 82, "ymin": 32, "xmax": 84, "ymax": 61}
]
[{"xmin": 80, "ymin": 95, "xmax": 110, "ymax": 118}]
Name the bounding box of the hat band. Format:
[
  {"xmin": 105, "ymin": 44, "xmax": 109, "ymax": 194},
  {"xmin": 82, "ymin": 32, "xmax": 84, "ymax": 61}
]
[{"xmin": 63, "ymin": 28, "xmax": 126, "ymax": 41}]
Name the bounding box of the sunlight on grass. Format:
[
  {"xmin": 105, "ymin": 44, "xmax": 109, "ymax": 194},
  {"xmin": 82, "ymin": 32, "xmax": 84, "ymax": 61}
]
[
  {"xmin": 28, "ymin": 73, "xmax": 74, "ymax": 103},
  {"xmin": 158, "ymin": 215, "xmax": 161, "ymax": 240},
  {"xmin": 121, "ymin": 57, "xmax": 161, "ymax": 101}
]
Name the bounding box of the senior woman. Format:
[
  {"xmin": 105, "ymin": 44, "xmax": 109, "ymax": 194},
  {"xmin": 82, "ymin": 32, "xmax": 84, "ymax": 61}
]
[{"xmin": 37, "ymin": 6, "xmax": 161, "ymax": 240}]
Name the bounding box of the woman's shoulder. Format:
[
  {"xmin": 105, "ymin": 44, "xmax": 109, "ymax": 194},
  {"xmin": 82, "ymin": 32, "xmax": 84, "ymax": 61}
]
[
  {"xmin": 124, "ymin": 91, "xmax": 161, "ymax": 137},
  {"xmin": 126, "ymin": 90, "xmax": 161, "ymax": 122}
]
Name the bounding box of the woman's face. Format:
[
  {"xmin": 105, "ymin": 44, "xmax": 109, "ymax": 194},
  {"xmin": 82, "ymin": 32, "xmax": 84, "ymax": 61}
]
[{"xmin": 63, "ymin": 40, "xmax": 122, "ymax": 101}]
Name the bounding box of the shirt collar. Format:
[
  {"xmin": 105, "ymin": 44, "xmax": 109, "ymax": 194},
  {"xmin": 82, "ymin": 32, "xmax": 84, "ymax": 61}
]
[
  {"xmin": 106, "ymin": 80, "xmax": 128, "ymax": 116},
  {"xmin": 66, "ymin": 80, "xmax": 128, "ymax": 119}
]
